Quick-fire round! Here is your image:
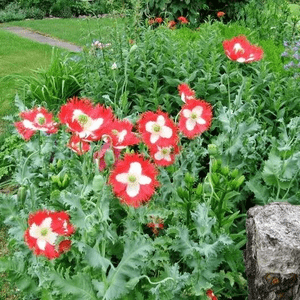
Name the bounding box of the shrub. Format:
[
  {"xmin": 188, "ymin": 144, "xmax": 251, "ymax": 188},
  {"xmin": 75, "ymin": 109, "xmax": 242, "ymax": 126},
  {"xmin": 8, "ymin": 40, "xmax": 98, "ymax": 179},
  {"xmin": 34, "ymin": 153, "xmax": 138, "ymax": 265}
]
[
  {"xmin": 0, "ymin": 0, "xmax": 15, "ymax": 10},
  {"xmin": 50, "ymin": 0, "xmax": 73, "ymax": 18},
  {"xmin": 0, "ymin": 2, "xmax": 26, "ymax": 22},
  {"xmin": 23, "ymin": 7, "xmax": 45, "ymax": 19},
  {"xmin": 18, "ymin": 0, "xmax": 53, "ymax": 15}
]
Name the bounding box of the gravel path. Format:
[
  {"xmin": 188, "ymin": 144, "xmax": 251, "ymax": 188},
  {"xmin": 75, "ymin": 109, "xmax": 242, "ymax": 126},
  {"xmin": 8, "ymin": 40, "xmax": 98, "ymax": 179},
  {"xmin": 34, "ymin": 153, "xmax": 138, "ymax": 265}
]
[{"xmin": 2, "ymin": 26, "xmax": 82, "ymax": 52}]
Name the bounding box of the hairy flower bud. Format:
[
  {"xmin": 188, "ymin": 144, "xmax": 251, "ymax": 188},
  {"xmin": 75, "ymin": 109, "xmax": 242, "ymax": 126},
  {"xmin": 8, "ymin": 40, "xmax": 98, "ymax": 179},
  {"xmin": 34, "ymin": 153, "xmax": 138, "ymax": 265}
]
[
  {"xmin": 208, "ymin": 144, "xmax": 218, "ymax": 157},
  {"xmin": 17, "ymin": 186, "xmax": 27, "ymax": 203},
  {"xmin": 92, "ymin": 174, "xmax": 105, "ymax": 193}
]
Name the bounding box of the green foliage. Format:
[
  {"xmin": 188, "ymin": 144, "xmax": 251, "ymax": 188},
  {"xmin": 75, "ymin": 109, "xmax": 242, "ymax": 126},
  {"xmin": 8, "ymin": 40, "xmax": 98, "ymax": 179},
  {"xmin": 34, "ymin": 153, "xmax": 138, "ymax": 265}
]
[
  {"xmin": 0, "ymin": 2, "xmax": 26, "ymax": 22},
  {"xmin": 236, "ymin": 0, "xmax": 292, "ymax": 44},
  {"xmin": 50, "ymin": 0, "xmax": 73, "ymax": 18},
  {"xmin": 17, "ymin": 49, "xmax": 85, "ymax": 111}
]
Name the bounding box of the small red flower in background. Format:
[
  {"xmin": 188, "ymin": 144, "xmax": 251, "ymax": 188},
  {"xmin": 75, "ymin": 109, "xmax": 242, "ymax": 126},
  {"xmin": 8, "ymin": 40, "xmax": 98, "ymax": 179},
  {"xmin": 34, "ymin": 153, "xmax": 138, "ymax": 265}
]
[
  {"xmin": 223, "ymin": 35, "xmax": 264, "ymax": 63},
  {"xmin": 24, "ymin": 210, "xmax": 75, "ymax": 259},
  {"xmin": 128, "ymin": 39, "xmax": 135, "ymax": 45},
  {"xmin": 178, "ymin": 99, "xmax": 213, "ymax": 139},
  {"xmin": 168, "ymin": 20, "xmax": 176, "ymax": 29},
  {"xmin": 149, "ymin": 144, "xmax": 180, "ymax": 167},
  {"xmin": 155, "ymin": 17, "xmax": 163, "ymax": 24},
  {"xmin": 109, "ymin": 153, "xmax": 159, "ymax": 208},
  {"xmin": 14, "ymin": 107, "xmax": 58, "ymax": 141},
  {"xmin": 67, "ymin": 134, "xmax": 90, "ymax": 155},
  {"xmin": 148, "ymin": 19, "xmax": 155, "ymax": 25},
  {"xmin": 58, "ymin": 97, "xmax": 113, "ymax": 142},
  {"xmin": 103, "ymin": 119, "xmax": 140, "ymax": 149},
  {"xmin": 138, "ymin": 110, "xmax": 178, "ymax": 148},
  {"xmin": 217, "ymin": 11, "xmax": 225, "ymax": 18},
  {"xmin": 147, "ymin": 216, "xmax": 164, "ymax": 236},
  {"xmin": 94, "ymin": 142, "xmax": 121, "ymax": 172},
  {"xmin": 177, "ymin": 16, "xmax": 189, "ymax": 24},
  {"xmin": 178, "ymin": 83, "xmax": 196, "ymax": 102},
  {"xmin": 206, "ymin": 289, "xmax": 218, "ymax": 300}
]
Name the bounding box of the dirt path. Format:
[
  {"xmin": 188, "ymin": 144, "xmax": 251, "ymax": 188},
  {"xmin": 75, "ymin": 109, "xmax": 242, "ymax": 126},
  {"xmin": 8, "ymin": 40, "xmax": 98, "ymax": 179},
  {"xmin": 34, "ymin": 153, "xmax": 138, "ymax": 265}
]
[{"xmin": 2, "ymin": 26, "xmax": 82, "ymax": 52}]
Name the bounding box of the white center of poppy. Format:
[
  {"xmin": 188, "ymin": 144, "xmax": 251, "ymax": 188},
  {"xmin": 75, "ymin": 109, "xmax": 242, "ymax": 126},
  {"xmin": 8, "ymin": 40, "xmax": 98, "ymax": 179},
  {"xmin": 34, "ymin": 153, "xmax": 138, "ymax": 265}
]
[
  {"xmin": 233, "ymin": 43, "xmax": 245, "ymax": 54},
  {"xmin": 29, "ymin": 217, "xmax": 58, "ymax": 251},
  {"xmin": 183, "ymin": 106, "xmax": 206, "ymax": 131},
  {"xmin": 115, "ymin": 162, "xmax": 152, "ymax": 197},
  {"xmin": 72, "ymin": 109, "xmax": 103, "ymax": 138},
  {"xmin": 145, "ymin": 115, "xmax": 173, "ymax": 144},
  {"xmin": 154, "ymin": 146, "xmax": 172, "ymax": 161}
]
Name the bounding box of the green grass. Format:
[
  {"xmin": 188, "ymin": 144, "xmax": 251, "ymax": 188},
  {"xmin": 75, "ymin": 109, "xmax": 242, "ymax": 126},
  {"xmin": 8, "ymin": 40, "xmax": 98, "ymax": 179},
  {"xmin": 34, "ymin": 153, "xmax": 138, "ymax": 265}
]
[
  {"xmin": 0, "ymin": 29, "xmax": 66, "ymax": 137},
  {"xmin": 1, "ymin": 16, "xmax": 130, "ymax": 47}
]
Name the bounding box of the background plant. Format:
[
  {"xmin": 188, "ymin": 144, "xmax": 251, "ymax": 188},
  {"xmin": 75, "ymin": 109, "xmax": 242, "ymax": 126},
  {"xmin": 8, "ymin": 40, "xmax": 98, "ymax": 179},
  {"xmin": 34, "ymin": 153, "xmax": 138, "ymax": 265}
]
[{"xmin": 17, "ymin": 49, "xmax": 85, "ymax": 112}]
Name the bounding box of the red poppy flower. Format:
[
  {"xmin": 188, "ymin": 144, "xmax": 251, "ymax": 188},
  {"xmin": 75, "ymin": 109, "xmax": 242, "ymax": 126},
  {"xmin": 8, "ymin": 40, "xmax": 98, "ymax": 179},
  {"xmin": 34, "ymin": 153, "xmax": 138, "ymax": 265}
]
[
  {"xmin": 102, "ymin": 119, "xmax": 140, "ymax": 149},
  {"xmin": 168, "ymin": 20, "xmax": 176, "ymax": 29},
  {"xmin": 217, "ymin": 11, "xmax": 225, "ymax": 18},
  {"xmin": 178, "ymin": 99, "xmax": 213, "ymax": 139},
  {"xmin": 178, "ymin": 83, "xmax": 196, "ymax": 102},
  {"xmin": 14, "ymin": 107, "xmax": 58, "ymax": 141},
  {"xmin": 138, "ymin": 110, "xmax": 178, "ymax": 148},
  {"xmin": 109, "ymin": 153, "xmax": 159, "ymax": 208},
  {"xmin": 155, "ymin": 17, "xmax": 163, "ymax": 24},
  {"xmin": 177, "ymin": 16, "xmax": 189, "ymax": 24},
  {"xmin": 206, "ymin": 289, "xmax": 218, "ymax": 300},
  {"xmin": 149, "ymin": 144, "xmax": 180, "ymax": 166},
  {"xmin": 94, "ymin": 142, "xmax": 121, "ymax": 171},
  {"xmin": 223, "ymin": 35, "xmax": 264, "ymax": 63},
  {"xmin": 25, "ymin": 210, "xmax": 75, "ymax": 259},
  {"xmin": 67, "ymin": 134, "xmax": 90, "ymax": 155},
  {"xmin": 58, "ymin": 97, "xmax": 113, "ymax": 142}
]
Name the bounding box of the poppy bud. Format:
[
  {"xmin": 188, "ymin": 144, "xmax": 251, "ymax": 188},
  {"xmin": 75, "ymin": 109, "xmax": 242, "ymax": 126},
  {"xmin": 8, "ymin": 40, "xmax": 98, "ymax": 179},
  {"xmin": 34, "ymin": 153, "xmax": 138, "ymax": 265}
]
[
  {"xmin": 184, "ymin": 172, "xmax": 194, "ymax": 185},
  {"xmin": 208, "ymin": 144, "xmax": 218, "ymax": 157},
  {"xmin": 92, "ymin": 174, "xmax": 105, "ymax": 193},
  {"xmin": 219, "ymin": 84, "xmax": 227, "ymax": 94},
  {"xmin": 104, "ymin": 149, "xmax": 115, "ymax": 168},
  {"xmin": 17, "ymin": 186, "xmax": 27, "ymax": 203}
]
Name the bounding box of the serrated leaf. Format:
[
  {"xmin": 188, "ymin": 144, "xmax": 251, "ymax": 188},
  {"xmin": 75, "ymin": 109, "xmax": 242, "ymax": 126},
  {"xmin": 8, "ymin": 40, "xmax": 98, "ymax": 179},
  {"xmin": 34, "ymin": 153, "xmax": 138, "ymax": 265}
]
[
  {"xmin": 246, "ymin": 176, "xmax": 270, "ymax": 205},
  {"xmin": 103, "ymin": 237, "xmax": 153, "ymax": 300},
  {"xmin": 84, "ymin": 245, "xmax": 112, "ymax": 273}
]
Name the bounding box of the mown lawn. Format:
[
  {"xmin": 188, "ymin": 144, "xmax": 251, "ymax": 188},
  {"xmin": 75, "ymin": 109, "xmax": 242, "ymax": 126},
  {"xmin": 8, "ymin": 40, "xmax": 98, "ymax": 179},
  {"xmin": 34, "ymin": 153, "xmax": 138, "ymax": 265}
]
[{"xmin": 1, "ymin": 16, "xmax": 130, "ymax": 47}]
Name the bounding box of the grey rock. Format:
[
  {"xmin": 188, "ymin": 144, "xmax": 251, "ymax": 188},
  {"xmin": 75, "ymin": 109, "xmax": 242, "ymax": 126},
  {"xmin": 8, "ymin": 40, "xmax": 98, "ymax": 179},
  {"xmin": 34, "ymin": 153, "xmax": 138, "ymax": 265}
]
[{"xmin": 244, "ymin": 202, "xmax": 300, "ymax": 300}]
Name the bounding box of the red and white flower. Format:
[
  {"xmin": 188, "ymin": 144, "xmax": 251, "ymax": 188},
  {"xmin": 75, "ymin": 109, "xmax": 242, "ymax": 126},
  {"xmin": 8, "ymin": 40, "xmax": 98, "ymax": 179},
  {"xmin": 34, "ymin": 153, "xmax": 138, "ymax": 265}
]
[
  {"xmin": 206, "ymin": 289, "xmax": 218, "ymax": 300},
  {"xmin": 179, "ymin": 99, "xmax": 213, "ymax": 139},
  {"xmin": 103, "ymin": 119, "xmax": 140, "ymax": 149},
  {"xmin": 67, "ymin": 134, "xmax": 90, "ymax": 155},
  {"xmin": 94, "ymin": 142, "xmax": 121, "ymax": 171},
  {"xmin": 178, "ymin": 83, "xmax": 196, "ymax": 102},
  {"xmin": 109, "ymin": 154, "xmax": 159, "ymax": 207},
  {"xmin": 14, "ymin": 107, "xmax": 58, "ymax": 141},
  {"xmin": 138, "ymin": 110, "xmax": 178, "ymax": 147},
  {"xmin": 149, "ymin": 144, "xmax": 180, "ymax": 166},
  {"xmin": 24, "ymin": 210, "xmax": 75, "ymax": 259},
  {"xmin": 58, "ymin": 97, "xmax": 113, "ymax": 141},
  {"xmin": 222, "ymin": 35, "xmax": 264, "ymax": 63}
]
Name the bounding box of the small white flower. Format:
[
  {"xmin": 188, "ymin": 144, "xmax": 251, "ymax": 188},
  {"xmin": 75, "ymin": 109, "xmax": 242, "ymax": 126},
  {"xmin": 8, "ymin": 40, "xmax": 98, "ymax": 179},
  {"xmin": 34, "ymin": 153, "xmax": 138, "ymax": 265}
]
[
  {"xmin": 29, "ymin": 217, "xmax": 58, "ymax": 250},
  {"xmin": 145, "ymin": 115, "xmax": 173, "ymax": 144},
  {"xmin": 111, "ymin": 62, "xmax": 117, "ymax": 69},
  {"xmin": 183, "ymin": 106, "xmax": 206, "ymax": 131},
  {"xmin": 116, "ymin": 162, "xmax": 151, "ymax": 197}
]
